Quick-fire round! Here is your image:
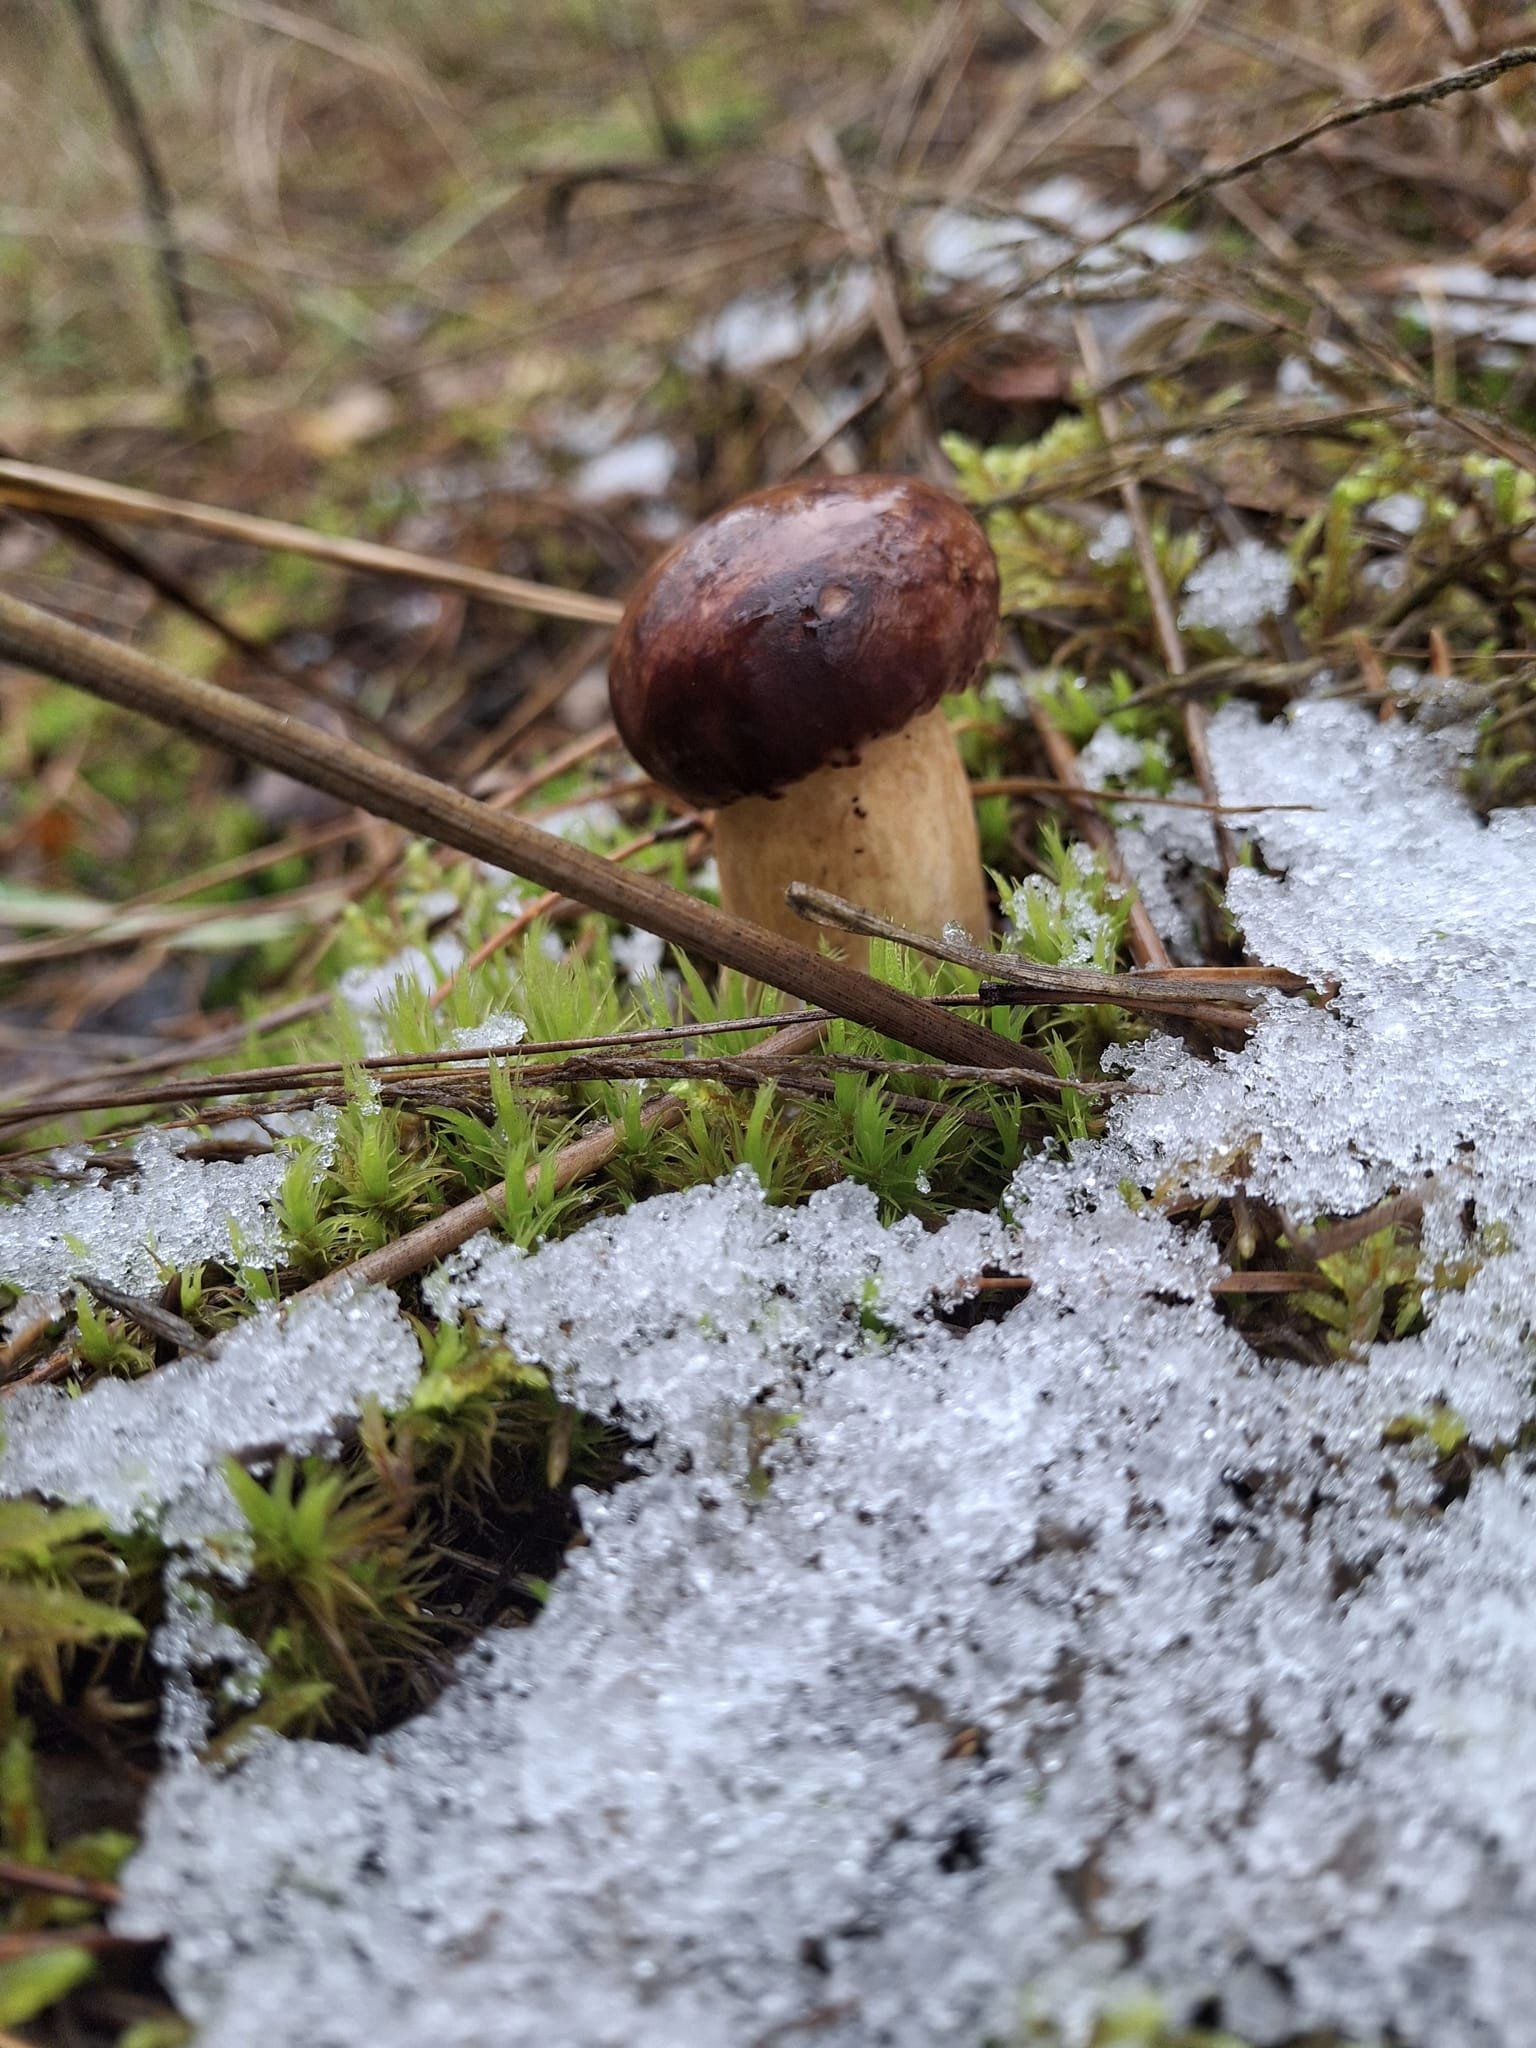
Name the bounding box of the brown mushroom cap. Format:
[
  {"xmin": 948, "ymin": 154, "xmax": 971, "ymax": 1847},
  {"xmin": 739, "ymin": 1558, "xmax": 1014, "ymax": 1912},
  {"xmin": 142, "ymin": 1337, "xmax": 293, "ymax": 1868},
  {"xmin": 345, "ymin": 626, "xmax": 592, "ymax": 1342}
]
[{"xmin": 608, "ymin": 473, "xmax": 999, "ymax": 807}]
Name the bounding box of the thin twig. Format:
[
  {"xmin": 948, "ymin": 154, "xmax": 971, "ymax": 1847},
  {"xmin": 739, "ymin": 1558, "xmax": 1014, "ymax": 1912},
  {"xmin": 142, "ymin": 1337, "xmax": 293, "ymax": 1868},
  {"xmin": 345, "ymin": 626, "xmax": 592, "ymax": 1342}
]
[
  {"xmin": 0, "ymin": 459, "xmax": 624, "ymax": 628},
  {"xmin": 786, "ymin": 885, "xmax": 1298, "ymax": 1033},
  {"xmin": 807, "ymin": 122, "xmax": 931, "ymax": 470},
  {"xmin": 0, "ymin": 1857, "xmax": 120, "ymax": 1907},
  {"xmin": 969, "ymin": 776, "xmax": 1313, "ymax": 815},
  {"xmin": 0, "ymin": 996, "xmax": 1026, "ymax": 1134}
]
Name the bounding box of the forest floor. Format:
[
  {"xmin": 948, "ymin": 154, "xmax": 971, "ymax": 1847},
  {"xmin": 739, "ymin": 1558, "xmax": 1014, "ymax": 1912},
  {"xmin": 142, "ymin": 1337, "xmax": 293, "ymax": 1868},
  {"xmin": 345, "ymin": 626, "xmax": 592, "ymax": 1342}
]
[{"xmin": 2, "ymin": 4, "xmax": 1536, "ymax": 2044}]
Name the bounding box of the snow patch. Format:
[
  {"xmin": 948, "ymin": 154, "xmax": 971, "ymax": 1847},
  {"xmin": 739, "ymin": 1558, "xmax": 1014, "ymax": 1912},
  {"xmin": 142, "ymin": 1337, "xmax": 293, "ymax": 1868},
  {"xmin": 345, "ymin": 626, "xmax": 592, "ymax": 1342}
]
[
  {"xmin": 0, "ymin": 1120, "xmax": 331, "ymax": 1297},
  {"xmin": 106, "ymin": 699, "xmax": 1536, "ymax": 2047},
  {"xmin": 0, "ymin": 1285, "xmax": 420, "ymax": 1535}
]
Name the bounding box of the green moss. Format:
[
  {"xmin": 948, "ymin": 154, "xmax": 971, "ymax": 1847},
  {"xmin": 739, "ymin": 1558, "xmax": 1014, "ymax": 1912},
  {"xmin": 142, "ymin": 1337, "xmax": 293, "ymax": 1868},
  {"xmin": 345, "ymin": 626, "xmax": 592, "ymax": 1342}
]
[{"xmin": 1002, "ymin": 1988, "xmax": 1375, "ymax": 2045}]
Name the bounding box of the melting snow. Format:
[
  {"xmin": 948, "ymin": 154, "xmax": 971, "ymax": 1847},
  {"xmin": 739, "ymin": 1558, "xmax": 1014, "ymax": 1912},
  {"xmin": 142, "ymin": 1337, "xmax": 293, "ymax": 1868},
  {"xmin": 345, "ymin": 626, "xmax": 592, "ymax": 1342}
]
[
  {"xmin": 1397, "ymin": 262, "xmax": 1536, "ymax": 350},
  {"xmin": 608, "ymin": 926, "xmax": 666, "ymax": 981},
  {"xmin": 919, "ymin": 176, "xmax": 1197, "ymax": 309},
  {"xmin": 55, "ymin": 698, "xmax": 1536, "ymax": 2044},
  {"xmin": 337, "ymin": 943, "xmax": 464, "ymax": 1051},
  {"xmin": 450, "ymin": 1012, "xmax": 529, "ymax": 1053}
]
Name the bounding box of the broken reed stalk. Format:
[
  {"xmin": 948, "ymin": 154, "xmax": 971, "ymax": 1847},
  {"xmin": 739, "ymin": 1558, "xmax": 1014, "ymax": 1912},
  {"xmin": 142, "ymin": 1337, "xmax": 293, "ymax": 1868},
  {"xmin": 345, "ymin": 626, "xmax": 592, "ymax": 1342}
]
[
  {"xmin": 786, "ymin": 884, "xmax": 1294, "ymax": 1034},
  {"xmin": 304, "ymin": 1013, "xmax": 829, "ymax": 1297},
  {"xmin": 0, "ymin": 459, "xmax": 624, "ymax": 628},
  {"xmin": 0, "ymin": 591, "xmax": 1022, "ymax": 1072}
]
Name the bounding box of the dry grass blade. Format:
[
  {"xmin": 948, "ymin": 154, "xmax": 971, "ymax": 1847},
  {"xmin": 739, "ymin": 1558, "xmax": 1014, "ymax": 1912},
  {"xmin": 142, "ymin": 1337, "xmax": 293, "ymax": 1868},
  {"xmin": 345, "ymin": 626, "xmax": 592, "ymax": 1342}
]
[
  {"xmin": 0, "ymin": 458, "xmax": 625, "ymax": 627},
  {"xmin": 0, "ymin": 590, "xmax": 1024, "ymax": 1070},
  {"xmin": 1071, "ymin": 312, "xmax": 1238, "ymax": 875}
]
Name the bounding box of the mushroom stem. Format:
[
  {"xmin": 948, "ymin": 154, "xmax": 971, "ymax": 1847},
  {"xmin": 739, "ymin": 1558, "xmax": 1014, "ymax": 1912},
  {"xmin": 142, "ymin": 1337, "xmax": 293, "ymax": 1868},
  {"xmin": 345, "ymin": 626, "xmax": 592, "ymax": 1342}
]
[{"xmin": 712, "ymin": 703, "xmax": 989, "ymax": 968}]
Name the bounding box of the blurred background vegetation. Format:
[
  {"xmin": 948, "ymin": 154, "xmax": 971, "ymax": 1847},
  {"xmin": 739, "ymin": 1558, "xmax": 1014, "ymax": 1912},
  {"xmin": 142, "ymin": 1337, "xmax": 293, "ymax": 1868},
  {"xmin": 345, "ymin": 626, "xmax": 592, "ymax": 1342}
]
[{"xmin": 3, "ymin": 0, "xmax": 1534, "ymax": 1080}]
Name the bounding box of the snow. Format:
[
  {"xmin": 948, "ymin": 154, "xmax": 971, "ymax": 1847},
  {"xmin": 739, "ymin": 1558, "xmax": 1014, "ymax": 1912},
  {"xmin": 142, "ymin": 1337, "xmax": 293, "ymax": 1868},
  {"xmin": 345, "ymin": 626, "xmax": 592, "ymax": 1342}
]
[
  {"xmin": 1370, "ymin": 491, "xmax": 1425, "ymax": 536},
  {"xmin": 540, "ymin": 799, "xmax": 622, "ymax": 844},
  {"xmin": 450, "ymin": 1012, "xmax": 529, "ymax": 1053},
  {"xmin": 0, "ymin": 1119, "xmax": 331, "ymax": 1298},
  {"xmin": 919, "ymin": 176, "xmax": 1197, "ymax": 307},
  {"xmin": 1397, "ymin": 262, "xmax": 1536, "ymax": 349},
  {"xmin": 1178, "ymin": 540, "xmax": 1294, "ymax": 646},
  {"xmin": 571, "ymin": 434, "xmax": 677, "ymax": 504},
  {"xmin": 608, "ymin": 926, "xmax": 666, "ymax": 981},
  {"xmin": 0, "ymin": 1284, "xmax": 421, "ymax": 1536},
  {"xmin": 683, "ymin": 269, "xmax": 875, "ymax": 375},
  {"xmin": 1088, "ymin": 510, "xmax": 1135, "ymax": 563},
  {"xmin": 46, "ymin": 697, "xmax": 1536, "ymax": 2046}
]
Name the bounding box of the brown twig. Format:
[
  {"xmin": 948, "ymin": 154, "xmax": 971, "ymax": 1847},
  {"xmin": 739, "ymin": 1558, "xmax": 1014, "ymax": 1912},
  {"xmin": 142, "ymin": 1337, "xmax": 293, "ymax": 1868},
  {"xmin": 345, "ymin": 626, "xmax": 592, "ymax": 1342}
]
[
  {"xmin": 0, "ymin": 995, "xmax": 1030, "ymax": 1135},
  {"xmin": 0, "ymin": 1858, "xmax": 121, "ymax": 1908},
  {"xmin": 0, "ymin": 591, "xmax": 1023, "ymax": 1071}
]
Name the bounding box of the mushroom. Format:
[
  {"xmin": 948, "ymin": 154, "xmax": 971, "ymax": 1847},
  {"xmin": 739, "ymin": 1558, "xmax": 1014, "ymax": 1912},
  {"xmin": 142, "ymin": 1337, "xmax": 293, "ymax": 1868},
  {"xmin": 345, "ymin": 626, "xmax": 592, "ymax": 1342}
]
[{"xmin": 608, "ymin": 474, "xmax": 998, "ymax": 967}]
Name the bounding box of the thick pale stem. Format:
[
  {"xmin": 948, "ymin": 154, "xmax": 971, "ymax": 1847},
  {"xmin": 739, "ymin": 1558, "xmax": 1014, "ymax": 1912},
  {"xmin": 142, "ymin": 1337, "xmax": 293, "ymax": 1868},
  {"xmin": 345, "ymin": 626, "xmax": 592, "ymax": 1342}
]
[{"xmin": 712, "ymin": 703, "xmax": 989, "ymax": 968}]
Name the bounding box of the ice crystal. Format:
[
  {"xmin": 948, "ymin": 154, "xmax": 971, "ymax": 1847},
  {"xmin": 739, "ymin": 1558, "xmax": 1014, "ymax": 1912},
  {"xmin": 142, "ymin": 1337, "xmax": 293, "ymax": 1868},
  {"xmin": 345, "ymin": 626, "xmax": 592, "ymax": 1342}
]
[{"xmin": 105, "ymin": 699, "xmax": 1536, "ymax": 2047}]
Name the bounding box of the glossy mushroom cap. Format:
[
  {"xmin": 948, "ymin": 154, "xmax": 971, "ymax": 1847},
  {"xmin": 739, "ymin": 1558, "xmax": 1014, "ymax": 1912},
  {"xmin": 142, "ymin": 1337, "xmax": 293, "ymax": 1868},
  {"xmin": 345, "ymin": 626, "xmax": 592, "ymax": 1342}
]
[{"xmin": 608, "ymin": 474, "xmax": 999, "ymax": 807}]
